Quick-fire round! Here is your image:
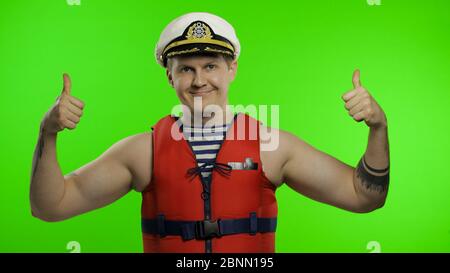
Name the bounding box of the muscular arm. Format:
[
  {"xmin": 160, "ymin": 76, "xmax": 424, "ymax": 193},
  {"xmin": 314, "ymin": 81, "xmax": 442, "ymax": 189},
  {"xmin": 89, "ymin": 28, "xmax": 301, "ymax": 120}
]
[
  {"xmin": 30, "ymin": 129, "xmax": 152, "ymax": 222},
  {"xmin": 353, "ymin": 125, "xmax": 389, "ymax": 209},
  {"xmin": 280, "ymin": 69, "xmax": 390, "ymax": 213},
  {"xmin": 280, "ymin": 126, "xmax": 389, "ymax": 213}
]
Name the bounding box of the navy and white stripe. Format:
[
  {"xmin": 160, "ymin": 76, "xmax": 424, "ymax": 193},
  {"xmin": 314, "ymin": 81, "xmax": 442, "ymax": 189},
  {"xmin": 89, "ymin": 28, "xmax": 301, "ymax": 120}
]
[{"xmin": 181, "ymin": 123, "xmax": 231, "ymax": 178}]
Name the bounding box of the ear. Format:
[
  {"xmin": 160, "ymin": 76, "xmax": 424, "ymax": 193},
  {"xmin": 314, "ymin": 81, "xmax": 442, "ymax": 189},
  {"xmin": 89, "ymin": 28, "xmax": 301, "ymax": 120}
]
[
  {"xmin": 166, "ymin": 68, "xmax": 174, "ymax": 88},
  {"xmin": 228, "ymin": 60, "xmax": 238, "ymax": 82}
]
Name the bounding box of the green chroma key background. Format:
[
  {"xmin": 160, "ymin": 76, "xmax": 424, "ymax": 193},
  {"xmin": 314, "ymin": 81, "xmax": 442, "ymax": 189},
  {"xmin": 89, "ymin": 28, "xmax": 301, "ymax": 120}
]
[{"xmin": 0, "ymin": 0, "xmax": 449, "ymax": 253}]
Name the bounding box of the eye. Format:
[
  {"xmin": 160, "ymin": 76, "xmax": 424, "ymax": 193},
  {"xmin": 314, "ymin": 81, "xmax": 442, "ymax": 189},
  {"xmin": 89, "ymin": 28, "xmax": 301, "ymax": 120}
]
[
  {"xmin": 180, "ymin": 67, "xmax": 192, "ymax": 73},
  {"xmin": 206, "ymin": 64, "xmax": 216, "ymax": 70}
]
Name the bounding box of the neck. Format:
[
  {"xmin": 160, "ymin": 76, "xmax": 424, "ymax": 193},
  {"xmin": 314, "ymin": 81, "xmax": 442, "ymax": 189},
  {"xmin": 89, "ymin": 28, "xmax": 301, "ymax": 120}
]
[{"xmin": 180, "ymin": 105, "xmax": 234, "ymax": 127}]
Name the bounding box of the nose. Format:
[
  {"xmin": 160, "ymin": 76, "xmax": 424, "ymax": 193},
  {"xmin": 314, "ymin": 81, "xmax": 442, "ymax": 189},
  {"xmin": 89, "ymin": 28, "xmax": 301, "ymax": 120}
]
[{"xmin": 192, "ymin": 71, "xmax": 207, "ymax": 88}]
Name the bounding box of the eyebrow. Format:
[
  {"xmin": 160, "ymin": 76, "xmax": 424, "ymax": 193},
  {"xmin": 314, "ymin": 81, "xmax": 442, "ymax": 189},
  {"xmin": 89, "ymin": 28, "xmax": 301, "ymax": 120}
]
[{"xmin": 177, "ymin": 61, "xmax": 219, "ymax": 69}]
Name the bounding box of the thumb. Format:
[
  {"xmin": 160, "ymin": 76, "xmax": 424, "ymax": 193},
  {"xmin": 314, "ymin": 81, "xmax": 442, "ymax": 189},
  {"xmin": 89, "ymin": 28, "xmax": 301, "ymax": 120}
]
[
  {"xmin": 62, "ymin": 73, "xmax": 71, "ymax": 95},
  {"xmin": 352, "ymin": 69, "xmax": 361, "ymax": 88}
]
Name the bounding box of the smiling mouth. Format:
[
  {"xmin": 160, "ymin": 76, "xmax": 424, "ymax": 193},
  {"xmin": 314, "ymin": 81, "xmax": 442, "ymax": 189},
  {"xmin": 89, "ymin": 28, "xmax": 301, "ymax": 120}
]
[{"xmin": 189, "ymin": 89, "xmax": 215, "ymax": 96}]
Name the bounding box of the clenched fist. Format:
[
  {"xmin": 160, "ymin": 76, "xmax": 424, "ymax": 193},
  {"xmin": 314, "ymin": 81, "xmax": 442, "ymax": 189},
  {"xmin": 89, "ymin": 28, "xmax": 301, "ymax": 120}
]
[
  {"xmin": 41, "ymin": 73, "xmax": 85, "ymax": 134},
  {"xmin": 342, "ymin": 69, "xmax": 387, "ymax": 129}
]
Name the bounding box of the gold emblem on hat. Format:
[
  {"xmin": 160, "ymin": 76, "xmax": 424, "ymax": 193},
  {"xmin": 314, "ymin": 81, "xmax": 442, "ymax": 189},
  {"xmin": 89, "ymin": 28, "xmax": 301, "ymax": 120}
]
[
  {"xmin": 162, "ymin": 21, "xmax": 234, "ymax": 60},
  {"xmin": 186, "ymin": 22, "xmax": 213, "ymax": 40}
]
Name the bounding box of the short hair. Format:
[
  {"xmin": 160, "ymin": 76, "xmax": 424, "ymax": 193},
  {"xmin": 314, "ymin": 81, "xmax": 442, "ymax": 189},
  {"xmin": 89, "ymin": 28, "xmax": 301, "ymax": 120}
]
[{"xmin": 166, "ymin": 52, "xmax": 234, "ymax": 71}]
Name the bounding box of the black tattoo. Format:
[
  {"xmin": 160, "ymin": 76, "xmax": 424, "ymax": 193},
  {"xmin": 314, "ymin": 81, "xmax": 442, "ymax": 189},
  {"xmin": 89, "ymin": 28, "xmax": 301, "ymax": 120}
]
[
  {"xmin": 363, "ymin": 156, "xmax": 389, "ymax": 174},
  {"xmin": 31, "ymin": 128, "xmax": 45, "ymax": 179},
  {"xmin": 356, "ymin": 156, "xmax": 389, "ymax": 193}
]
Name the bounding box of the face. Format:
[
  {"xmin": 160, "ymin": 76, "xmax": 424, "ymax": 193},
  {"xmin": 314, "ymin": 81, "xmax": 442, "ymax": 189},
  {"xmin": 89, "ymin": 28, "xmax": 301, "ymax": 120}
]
[{"xmin": 166, "ymin": 54, "xmax": 237, "ymax": 115}]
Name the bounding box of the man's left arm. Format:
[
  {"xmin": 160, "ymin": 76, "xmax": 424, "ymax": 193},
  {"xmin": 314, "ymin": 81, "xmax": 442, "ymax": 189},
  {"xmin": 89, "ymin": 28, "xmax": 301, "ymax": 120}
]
[{"xmin": 342, "ymin": 69, "xmax": 390, "ymax": 211}]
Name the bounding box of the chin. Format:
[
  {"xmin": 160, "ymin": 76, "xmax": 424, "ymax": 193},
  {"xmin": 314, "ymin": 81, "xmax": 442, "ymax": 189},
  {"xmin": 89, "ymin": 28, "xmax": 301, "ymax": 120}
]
[{"xmin": 181, "ymin": 93, "xmax": 225, "ymax": 111}]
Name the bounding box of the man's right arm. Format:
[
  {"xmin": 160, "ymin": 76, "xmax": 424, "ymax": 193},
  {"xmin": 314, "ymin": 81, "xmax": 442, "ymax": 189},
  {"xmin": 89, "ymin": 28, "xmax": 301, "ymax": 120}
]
[
  {"xmin": 30, "ymin": 73, "xmax": 150, "ymax": 222},
  {"xmin": 30, "ymin": 130, "xmax": 139, "ymax": 222}
]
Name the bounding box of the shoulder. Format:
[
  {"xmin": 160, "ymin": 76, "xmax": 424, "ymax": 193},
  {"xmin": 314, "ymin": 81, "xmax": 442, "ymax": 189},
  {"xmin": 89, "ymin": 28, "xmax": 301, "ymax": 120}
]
[
  {"xmin": 259, "ymin": 122, "xmax": 304, "ymax": 155},
  {"xmin": 259, "ymin": 123, "xmax": 316, "ymax": 167},
  {"xmin": 109, "ymin": 132, "xmax": 153, "ymax": 192},
  {"xmin": 259, "ymin": 122, "xmax": 307, "ymax": 187},
  {"xmin": 109, "ymin": 132, "xmax": 152, "ymax": 157},
  {"xmin": 122, "ymin": 131, "xmax": 153, "ymax": 163}
]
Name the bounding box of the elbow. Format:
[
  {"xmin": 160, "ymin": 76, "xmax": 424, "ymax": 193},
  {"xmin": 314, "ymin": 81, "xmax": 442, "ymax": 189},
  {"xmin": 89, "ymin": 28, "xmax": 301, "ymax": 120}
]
[
  {"xmin": 30, "ymin": 204, "xmax": 66, "ymax": 223},
  {"xmin": 31, "ymin": 209, "xmax": 58, "ymax": 222},
  {"xmin": 351, "ymin": 183, "xmax": 389, "ymax": 213},
  {"xmin": 358, "ymin": 204, "xmax": 384, "ymax": 214},
  {"xmin": 32, "ymin": 211, "xmax": 65, "ymax": 222},
  {"xmin": 354, "ymin": 199, "xmax": 387, "ymax": 214}
]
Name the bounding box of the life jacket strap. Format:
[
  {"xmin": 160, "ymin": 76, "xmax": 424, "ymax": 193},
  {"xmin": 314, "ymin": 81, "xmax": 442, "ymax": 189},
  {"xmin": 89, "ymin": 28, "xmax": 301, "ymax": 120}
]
[{"xmin": 142, "ymin": 213, "xmax": 277, "ymax": 241}]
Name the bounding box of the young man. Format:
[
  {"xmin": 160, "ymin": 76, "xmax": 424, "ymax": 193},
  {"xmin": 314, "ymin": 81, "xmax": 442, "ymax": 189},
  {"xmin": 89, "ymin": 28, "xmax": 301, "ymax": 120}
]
[{"xmin": 30, "ymin": 12, "xmax": 390, "ymax": 253}]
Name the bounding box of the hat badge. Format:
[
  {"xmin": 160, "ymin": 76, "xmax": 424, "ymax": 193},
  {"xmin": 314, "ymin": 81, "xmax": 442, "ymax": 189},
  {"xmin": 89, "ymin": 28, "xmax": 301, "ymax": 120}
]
[{"xmin": 186, "ymin": 22, "xmax": 213, "ymax": 40}]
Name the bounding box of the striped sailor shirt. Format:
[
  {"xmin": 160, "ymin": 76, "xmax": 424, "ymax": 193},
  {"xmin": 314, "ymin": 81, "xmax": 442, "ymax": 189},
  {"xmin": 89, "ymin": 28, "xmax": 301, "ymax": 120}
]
[{"xmin": 180, "ymin": 120, "xmax": 232, "ymax": 178}]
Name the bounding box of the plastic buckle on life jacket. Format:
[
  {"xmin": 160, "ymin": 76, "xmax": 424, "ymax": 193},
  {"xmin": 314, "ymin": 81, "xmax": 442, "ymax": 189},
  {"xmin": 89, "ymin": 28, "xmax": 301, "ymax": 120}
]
[{"xmin": 195, "ymin": 219, "xmax": 221, "ymax": 240}]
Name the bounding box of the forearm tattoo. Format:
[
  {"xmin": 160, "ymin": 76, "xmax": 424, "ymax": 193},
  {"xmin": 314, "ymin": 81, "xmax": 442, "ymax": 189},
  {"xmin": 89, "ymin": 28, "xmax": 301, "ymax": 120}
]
[
  {"xmin": 356, "ymin": 156, "xmax": 389, "ymax": 193},
  {"xmin": 31, "ymin": 129, "xmax": 45, "ymax": 179}
]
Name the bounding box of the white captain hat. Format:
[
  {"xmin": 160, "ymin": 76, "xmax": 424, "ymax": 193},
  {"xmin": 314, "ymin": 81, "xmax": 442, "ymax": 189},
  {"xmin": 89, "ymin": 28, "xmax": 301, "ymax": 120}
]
[{"xmin": 155, "ymin": 12, "xmax": 241, "ymax": 68}]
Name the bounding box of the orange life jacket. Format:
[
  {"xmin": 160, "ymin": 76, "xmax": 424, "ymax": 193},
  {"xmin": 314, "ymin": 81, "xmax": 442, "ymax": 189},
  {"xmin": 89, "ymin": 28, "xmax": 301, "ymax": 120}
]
[{"xmin": 141, "ymin": 112, "xmax": 278, "ymax": 253}]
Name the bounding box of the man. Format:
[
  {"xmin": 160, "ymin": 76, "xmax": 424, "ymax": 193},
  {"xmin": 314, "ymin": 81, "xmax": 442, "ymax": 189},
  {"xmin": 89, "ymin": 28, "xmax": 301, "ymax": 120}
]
[{"xmin": 30, "ymin": 12, "xmax": 390, "ymax": 253}]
